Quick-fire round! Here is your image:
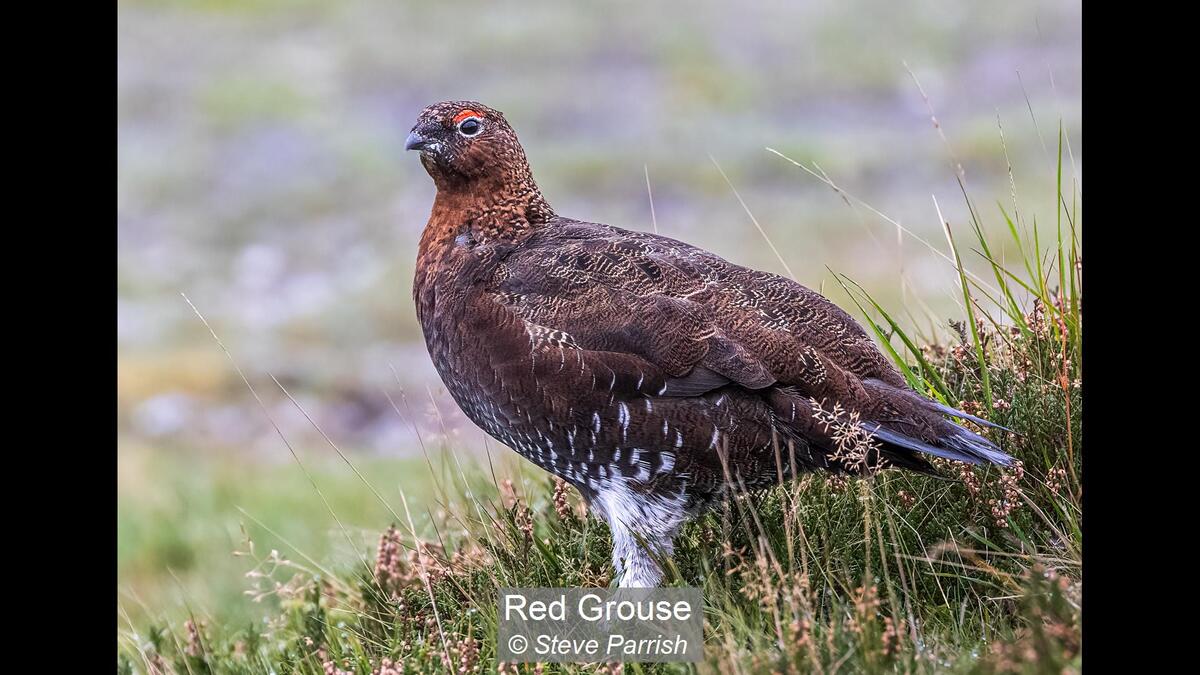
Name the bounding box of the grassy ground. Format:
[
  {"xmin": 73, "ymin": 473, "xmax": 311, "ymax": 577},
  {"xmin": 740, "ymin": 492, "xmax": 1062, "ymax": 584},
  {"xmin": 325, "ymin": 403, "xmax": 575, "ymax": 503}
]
[
  {"xmin": 118, "ymin": 444, "xmax": 436, "ymax": 630},
  {"xmin": 116, "ymin": 133, "xmax": 1081, "ymax": 672}
]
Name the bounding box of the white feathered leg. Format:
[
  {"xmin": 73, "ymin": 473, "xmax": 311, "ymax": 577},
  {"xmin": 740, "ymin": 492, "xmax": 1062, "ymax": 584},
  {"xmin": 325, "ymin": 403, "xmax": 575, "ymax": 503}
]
[
  {"xmin": 591, "ymin": 480, "xmax": 686, "ymax": 588},
  {"xmin": 610, "ymin": 521, "xmax": 674, "ymax": 587}
]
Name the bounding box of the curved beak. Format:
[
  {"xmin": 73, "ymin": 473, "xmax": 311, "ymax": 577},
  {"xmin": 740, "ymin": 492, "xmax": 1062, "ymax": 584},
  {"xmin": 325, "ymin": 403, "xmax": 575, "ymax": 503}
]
[{"xmin": 404, "ymin": 130, "xmax": 428, "ymax": 151}]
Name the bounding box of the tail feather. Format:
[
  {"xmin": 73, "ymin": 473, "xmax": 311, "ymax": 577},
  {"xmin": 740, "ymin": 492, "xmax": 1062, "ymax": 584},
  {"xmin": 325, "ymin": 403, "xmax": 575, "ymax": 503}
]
[
  {"xmin": 863, "ymin": 377, "xmax": 1016, "ymax": 434},
  {"xmin": 928, "ymin": 401, "xmax": 1014, "ymax": 434},
  {"xmin": 938, "ymin": 424, "xmax": 1015, "ymax": 466},
  {"xmin": 766, "ymin": 381, "xmax": 1014, "ymax": 475},
  {"xmin": 870, "ymin": 423, "xmax": 1014, "ymax": 467},
  {"xmin": 858, "ymin": 377, "xmax": 1015, "ymax": 467}
]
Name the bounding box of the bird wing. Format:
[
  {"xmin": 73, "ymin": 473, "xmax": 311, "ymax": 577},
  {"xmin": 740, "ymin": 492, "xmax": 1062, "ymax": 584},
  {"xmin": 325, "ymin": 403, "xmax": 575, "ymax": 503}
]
[
  {"xmin": 487, "ymin": 218, "xmax": 1011, "ymax": 470},
  {"xmin": 490, "ymin": 218, "xmax": 902, "ymax": 401}
]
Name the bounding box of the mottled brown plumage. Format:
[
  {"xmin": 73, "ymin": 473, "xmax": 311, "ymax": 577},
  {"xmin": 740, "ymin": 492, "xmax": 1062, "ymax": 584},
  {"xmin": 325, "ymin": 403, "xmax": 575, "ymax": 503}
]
[{"xmin": 406, "ymin": 100, "xmax": 1011, "ymax": 587}]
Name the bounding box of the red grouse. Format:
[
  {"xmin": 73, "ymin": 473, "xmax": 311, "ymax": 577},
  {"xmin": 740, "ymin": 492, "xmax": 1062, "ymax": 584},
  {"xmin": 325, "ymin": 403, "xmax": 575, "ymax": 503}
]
[{"xmin": 406, "ymin": 101, "xmax": 1011, "ymax": 587}]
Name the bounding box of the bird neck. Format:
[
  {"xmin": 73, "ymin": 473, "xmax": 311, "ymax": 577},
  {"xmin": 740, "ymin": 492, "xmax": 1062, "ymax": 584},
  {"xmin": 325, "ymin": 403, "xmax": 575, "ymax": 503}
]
[
  {"xmin": 432, "ymin": 182, "xmax": 553, "ymax": 239},
  {"xmin": 423, "ymin": 155, "xmax": 556, "ymax": 246}
]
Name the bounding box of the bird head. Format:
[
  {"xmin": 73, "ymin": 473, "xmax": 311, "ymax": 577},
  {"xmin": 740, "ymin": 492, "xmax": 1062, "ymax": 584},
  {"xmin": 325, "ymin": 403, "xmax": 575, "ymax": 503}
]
[{"xmin": 405, "ymin": 100, "xmax": 529, "ymax": 190}]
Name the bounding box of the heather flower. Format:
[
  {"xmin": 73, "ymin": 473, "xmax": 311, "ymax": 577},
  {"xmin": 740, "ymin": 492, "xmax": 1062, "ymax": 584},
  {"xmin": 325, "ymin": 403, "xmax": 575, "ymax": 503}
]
[
  {"xmin": 846, "ymin": 584, "xmax": 881, "ymax": 635},
  {"xmin": 514, "ymin": 505, "xmax": 534, "ymax": 543},
  {"xmin": 826, "ymin": 473, "xmax": 850, "ymax": 493},
  {"xmin": 500, "ymin": 478, "xmax": 518, "ymax": 509},
  {"xmin": 958, "ymin": 464, "xmax": 983, "ymax": 498},
  {"xmin": 439, "ymin": 636, "xmax": 480, "ymax": 674},
  {"xmin": 373, "ymin": 657, "xmax": 402, "ymax": 675},
  {"xmin": 374, "ymin": 525, "xmax": 453, "ymax": 597},
  {"xmin": 1046, "ymin": 466, "xmax": 1068, "ymax": 495},
  {"xmin": 789, "ymin": 616, "xmax": 813, "ymax": 652},
  {"xmin": 374, "ymin": 525, "xmax": 406, "ymax": 597},
  {"xmin": 320, "ymin": 649, "xmax": 353, "ymax": 675},
  {"xmin": 552, "ymin": 477, "xmax": 575, "ymax": 521},
  {"xmin": 882, "ymin": 616, "xmax": 905, "ymax": 657},
  {"xmin": 989, "ymin": 461, "xmax": 1024, "ymax": 527},
  {"xmin": 958, "ymin": 400, "xmax": 984, "ymax": 418},
  {"xmin": 183, "ymin": 619, "xmax": 207, "ymax": 659}
]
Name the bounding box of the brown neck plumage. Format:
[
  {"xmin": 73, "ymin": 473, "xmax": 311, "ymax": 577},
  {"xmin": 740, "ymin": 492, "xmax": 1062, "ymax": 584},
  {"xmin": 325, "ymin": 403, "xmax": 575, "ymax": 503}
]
[{"xmin": 420, "ymin": 147, "xmax": 555, "ymax": 250}]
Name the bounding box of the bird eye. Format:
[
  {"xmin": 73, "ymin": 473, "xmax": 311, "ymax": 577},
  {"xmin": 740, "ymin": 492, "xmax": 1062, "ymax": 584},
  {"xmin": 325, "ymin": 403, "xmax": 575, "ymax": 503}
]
[{"xmin": 458, "ymin": 117, "xmax": 482, "ymax": 137}]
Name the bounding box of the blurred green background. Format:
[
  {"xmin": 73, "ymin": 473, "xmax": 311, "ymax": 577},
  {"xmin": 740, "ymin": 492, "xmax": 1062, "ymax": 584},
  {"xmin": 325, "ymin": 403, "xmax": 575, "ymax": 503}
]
[{"xmin": 117, "ymin": 0, "xmax": 1081, "ymax": 628}]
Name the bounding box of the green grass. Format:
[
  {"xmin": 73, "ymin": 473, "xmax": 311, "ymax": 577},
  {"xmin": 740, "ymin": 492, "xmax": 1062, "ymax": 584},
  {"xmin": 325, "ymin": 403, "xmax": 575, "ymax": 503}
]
[
  {"xmin": 117, "ymin": 443, "xmax": 436, "ymax": 631},
  {"xmin": 117, "ymin": 128, "xmax": 1081, "ymax": 674}
]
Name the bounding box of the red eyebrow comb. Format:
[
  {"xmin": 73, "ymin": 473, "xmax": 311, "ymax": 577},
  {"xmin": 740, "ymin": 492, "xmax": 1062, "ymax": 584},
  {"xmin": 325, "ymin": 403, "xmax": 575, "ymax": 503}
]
[{"xmin": 453, "ymin": 109, "xmax": 483, "ymax": 124}]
